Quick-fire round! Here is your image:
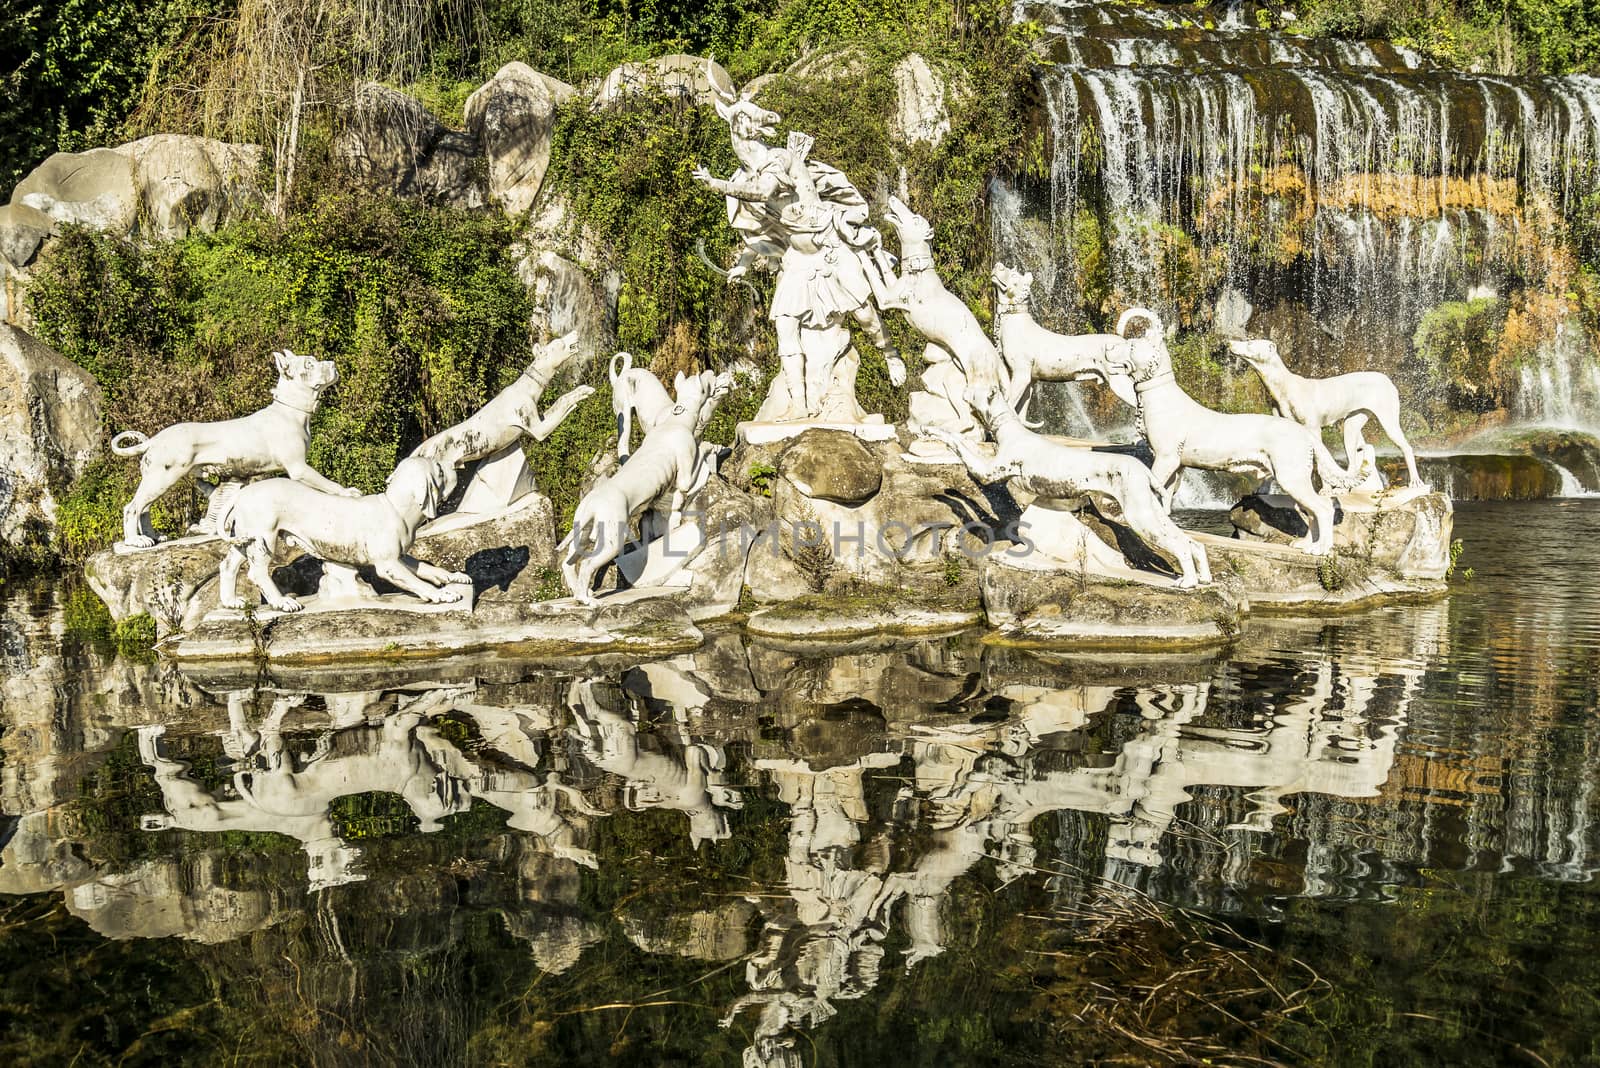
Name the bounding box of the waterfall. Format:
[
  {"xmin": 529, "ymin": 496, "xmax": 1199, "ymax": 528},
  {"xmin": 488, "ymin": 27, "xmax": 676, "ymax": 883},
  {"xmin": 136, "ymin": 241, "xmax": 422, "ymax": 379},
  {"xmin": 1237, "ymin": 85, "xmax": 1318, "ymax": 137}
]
[
  {"xmin": 995, "ymin": 0, "xmax": 1600, "ymax": 395},
  {"xmin": 1516, "ymin": 322, "xmax": 1600, "ymax": 430}
]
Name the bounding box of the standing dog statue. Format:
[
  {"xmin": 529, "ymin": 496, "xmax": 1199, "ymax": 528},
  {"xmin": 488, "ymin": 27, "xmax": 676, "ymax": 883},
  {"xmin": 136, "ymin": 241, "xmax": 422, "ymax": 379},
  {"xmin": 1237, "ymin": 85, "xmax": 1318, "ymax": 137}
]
[
  {"xmin": 561, "ymin": 369, "xmax": 729, "ymax": 604},
  {"xmin": 110, "ymin": 349, "xmax": 353, "ymax": 548},
  {"xmin": 217, "ymin": 454, "xmax": 468, "ymax": 612},
  {"xmin": 1104, "ymin": 309, "xmax": 1356, "ymax": 554},
  {"xmin": 868, "ymin": 196, "xmax": 1007, "ymax": 428},
  {"xmin": 1228, "ymin": 337, "xmax": 1424, "ymax": 488},
  {"xmin": 924, "ymin": 389, "xmax": 1212, "ymax": 588},
  {"xmin": 991, "ymin": 263, "xmax": 1137, "ymax": 417}
]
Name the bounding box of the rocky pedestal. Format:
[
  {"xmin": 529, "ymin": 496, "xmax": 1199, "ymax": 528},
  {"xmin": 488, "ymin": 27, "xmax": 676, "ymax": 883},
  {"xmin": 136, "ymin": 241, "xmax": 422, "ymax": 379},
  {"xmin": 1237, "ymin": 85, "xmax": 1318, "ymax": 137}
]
[{"xmin": 1227, "ymin": 489, "xmax": 1454, "ymax": 587}]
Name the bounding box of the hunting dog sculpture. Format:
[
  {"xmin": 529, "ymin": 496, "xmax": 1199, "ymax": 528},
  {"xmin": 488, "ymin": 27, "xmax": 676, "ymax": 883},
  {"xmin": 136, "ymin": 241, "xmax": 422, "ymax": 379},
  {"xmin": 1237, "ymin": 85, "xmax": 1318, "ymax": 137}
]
[
  {"xmin": 561, "ymin": 369, "xmax": 729, "ymax": 604},
  {"xmin": 217, "ymin": 454, "xmax": 467, "ymax": 612},
  {"xmin": 991, "ymin": 263, "xmax": 1136, "ymax": 418},
  {"xmin": 111, "ymin": 349, "xmax": 351, "ymax": 547},
  {"xmin": 1103, "ymin": 309, "xmax": 1355, "ymax": 554},
  {"xmin": 869, "ymin": 196, "xmax": 1007, "ymax": 427},
  {"xmin": 925, "ymin": 389, "xmax": 1212, "ymax": 588},
  {"xmin": 1228, "ymin": 337, "xmax": 1423, "ymax": 488}
]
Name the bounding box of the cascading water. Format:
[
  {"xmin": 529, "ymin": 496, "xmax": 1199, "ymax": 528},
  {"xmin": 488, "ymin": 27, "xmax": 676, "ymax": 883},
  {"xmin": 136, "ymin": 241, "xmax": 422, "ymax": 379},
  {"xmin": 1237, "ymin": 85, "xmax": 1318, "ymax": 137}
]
[{"xmin": 992, "ymin": 0, "xmax": 1600, "ymax": 440}]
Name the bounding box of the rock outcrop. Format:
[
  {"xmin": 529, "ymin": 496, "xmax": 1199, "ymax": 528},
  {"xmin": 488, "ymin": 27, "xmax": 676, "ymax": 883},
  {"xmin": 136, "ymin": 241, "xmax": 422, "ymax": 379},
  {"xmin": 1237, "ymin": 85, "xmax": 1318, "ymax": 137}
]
[
  {"xmin": 335, "ymin": 83, "xmax": 486, "ymax": 209},
  {"xmin": 594, "ymin": 55, "xmax": 733, "ymax": 107},
  {"xmin": 0, "ymin": 325, "xmax": 104, "ymax": 546},
  {"xmin": 890, "ymin": 53, "xmax": 951, "ymax": 146},
  {"xmin": 465, "ymin": 62, "xmax": 575, "ymax": 217},
  {"xmin": 10, "ymin": 136, "xmax": 264, "ymax": 242}
]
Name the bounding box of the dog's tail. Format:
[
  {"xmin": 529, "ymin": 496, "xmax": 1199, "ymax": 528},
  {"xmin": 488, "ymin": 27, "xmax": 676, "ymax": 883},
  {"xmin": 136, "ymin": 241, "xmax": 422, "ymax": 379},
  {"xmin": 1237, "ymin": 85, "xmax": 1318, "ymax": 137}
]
[
  {"xmin": 1116, "ymin": 307, "xmax": 1162, "ymax": 339},
  {"xmin": 610, "ymin": 352, "xmax": 635, "ymax": 462},
  {"xmin": 1310, "ymin": 435, "xmax": 1361, "ymax": 494},
  {"xmin": 110, "ymin": 430, "xmax": 150, "ymax": 457}
]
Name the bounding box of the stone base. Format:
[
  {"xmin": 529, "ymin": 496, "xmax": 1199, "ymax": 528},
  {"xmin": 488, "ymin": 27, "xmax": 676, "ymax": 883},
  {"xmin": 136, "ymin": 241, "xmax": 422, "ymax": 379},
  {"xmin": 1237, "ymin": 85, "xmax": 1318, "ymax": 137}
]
[
  {"xmin": 173, "ymin": 588, "xmax": 703, "ymax": 663},
  {"xmin": 1196, "ymin": 532, "xmax": 1446, "ymax": 611},
  {"xmin": 980, "ymin": 554, "xmax": 1241, "ymax": 649},
  {"xmin": 1228, "ymin": 490, "xmax": 1453, "ymax": 581},
  {"xmin": 736, "ymin": 420, "xmax": 898, "ymax": 446}
]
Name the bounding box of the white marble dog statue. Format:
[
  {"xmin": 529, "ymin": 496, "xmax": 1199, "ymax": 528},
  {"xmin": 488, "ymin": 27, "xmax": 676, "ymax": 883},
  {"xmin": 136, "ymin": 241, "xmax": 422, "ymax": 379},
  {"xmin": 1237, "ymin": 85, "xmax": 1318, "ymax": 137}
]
[
  {"xmin": 924, "ymin": 388, "xmax": 1212, "ymax": 588},
  {"xmin": 609, "ymin": 350, "xmax": 677, "ymax": 461},
  {"xmin": 1106, "ymin": 309, "xmax": 1357, "ymax": 554},
  {"xmin": 110, "ymin": 349, "xmax": 353, "ymax": 548},
  {"xmin": 870, "ymin": 196, "xmax": 1007, "ymax": 414},
  {"xmin": 561, "ymin": 369, "xmax": 729, "ymax": 604},
  {"xmin": 1228, "ymin": 337, "xmax": 1424, "ymax": 488},
  {"xmin": 217, "ymin": 454, "xmax": 469, "ymax": 612},
  {"xmin": 412, "ymin": 330, "xmax": 593, "ymax": 477},
  {"xmin": 991, "ymin": 263, "xmax": 1137, "ymax": 416}
]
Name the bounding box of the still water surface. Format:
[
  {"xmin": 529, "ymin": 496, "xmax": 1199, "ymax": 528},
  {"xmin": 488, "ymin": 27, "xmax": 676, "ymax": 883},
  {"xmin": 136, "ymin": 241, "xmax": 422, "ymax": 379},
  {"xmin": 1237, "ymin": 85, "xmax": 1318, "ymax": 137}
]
[{"xmin": 1, "ymin": 501, "xmax": 1597, "ymax": 1066}]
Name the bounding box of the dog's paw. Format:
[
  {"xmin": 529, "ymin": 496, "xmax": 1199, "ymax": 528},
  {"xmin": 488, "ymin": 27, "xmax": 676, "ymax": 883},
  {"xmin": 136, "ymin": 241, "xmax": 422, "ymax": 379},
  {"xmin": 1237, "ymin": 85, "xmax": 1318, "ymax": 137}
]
[
  {"xmin": 122, "ymin": 534, "xmax": 157, "ymax": 549},
  {"xmin": 424, "ymin": 587, "xmax": 463, "ymax": 604},
  {"xmin": 267, "ymin": 596, "xmax": 303, "ymax": 612},
  {"xmin": 443, "ymin": 571, "xmax": 471, "ymax": 584},
  {"xmin": 220, "ymin": 596, "xmax": 247, "ymax": 610}
]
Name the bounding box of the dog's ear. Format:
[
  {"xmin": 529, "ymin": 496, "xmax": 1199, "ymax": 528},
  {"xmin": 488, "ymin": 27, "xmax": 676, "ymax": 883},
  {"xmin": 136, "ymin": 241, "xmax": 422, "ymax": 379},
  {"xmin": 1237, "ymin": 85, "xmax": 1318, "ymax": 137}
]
[{"xmin": 273, "ymin": 350, "xmax": 289, "ymax": 376}]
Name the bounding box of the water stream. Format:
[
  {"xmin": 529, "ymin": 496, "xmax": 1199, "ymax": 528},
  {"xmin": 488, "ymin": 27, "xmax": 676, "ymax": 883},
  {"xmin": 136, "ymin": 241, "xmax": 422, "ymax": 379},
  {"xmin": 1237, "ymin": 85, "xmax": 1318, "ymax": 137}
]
[{"xmin": 2, "ymin": 501, "xmax": 1598, "ymax": 1064}]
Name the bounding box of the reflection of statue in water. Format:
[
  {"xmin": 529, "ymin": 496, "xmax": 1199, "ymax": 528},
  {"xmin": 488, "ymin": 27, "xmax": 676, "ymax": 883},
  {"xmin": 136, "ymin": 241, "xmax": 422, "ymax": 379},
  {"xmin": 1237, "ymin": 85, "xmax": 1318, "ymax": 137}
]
[
  {"xmin": 722, "ymin": 756, "xmax": 905, "ymax": 1068},
  {"xmin": 138, "ymin": 688, "xmax": 476, "ymax": 889},
  {"xmin": 567, "ymin": 678, "xmax": 743, "ymax": 847},
  {"xmin": 696, "ymin": 74, "xmax": 905, "ymax": 423}
]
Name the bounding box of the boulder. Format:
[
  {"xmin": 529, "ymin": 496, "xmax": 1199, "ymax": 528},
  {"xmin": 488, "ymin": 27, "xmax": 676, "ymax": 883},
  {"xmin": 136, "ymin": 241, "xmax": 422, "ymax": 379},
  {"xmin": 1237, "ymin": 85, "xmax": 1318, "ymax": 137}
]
[
  {"xmin": 0, "ymin": 203, "xmax": 53, "ymax": 269},
  {"xmin": 12, "ymin": 148, "xmax": 139, "ymax": 233},
  {"xmin": 517, "ymin": 249, "xmax": 610, "ymax": 357},
  {"xmin": 620, "ymin": 898, "xmax": 756, "ymax": 962},
  {"xmin": 111, "ymin": 135, "xmax": 266, "ymax": 241},
  {"xmin": 777, "ymin": 429, "xmax": 882, "ymax": 504},
  {"xmin": 335, "ymin": 83, "xmax": 486, "ymax": 209},
  {"xmin": 890, "ymin": 53, "xmax": 951, "ymax": 146},
  {"xmin": 0, "ymin": 325, "xmax": 104, "ymax": 546},
  {"xmin": 465, "ymin": 62, "xmax": 573, "ymax": 217},
  {"xmin": 594, "ymin": 55, "xmax": 733, "ymax": 107}
]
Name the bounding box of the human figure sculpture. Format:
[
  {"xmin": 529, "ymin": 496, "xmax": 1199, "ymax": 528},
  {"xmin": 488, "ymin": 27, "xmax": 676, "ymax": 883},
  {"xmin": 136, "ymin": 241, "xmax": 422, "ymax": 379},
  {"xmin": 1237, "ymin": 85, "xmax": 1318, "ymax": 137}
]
[
  {"xmin": 1228, "ymin": 337, "xmax": 1424, "ymax": 488},
  {"xmin": 868, "ymin": 196, "xmax": 1007, "ymax": 434},
  {"xmin": 217, "ymin": 454, "xmax": 468, "ymax": 612},
  {"xmin": 412, "ymin": 330, "xmax": 595, "ymax": 504},
  {"xmin": 560, "ymin": 368, "xmax": 729, "ymax": 604},
  {"xmin": 1100, "ymin": 309, "xmax": 1356, "ymax": 554},
  {"xmin": 924, "ymin": 388, "xmax": 1212, "ymax": 587},
  {"xmin": 110, "ymin": 349, "xmax": 355, "ymax": 548},
  {"xmin": 695, "ymin": 73, "xmax": 905, "ymax": 421},
  {"xmin": 990, "ymin": 263, "xmax": 1137, "ymax": 417}
]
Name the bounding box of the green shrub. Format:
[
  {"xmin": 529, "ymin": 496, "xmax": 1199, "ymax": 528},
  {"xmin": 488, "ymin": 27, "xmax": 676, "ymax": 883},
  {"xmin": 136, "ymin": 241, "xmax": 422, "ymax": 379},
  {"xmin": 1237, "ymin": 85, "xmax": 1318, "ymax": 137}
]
[{"xmin": 29, "ymin": 191, "xmax": 535, "ymax": 501}]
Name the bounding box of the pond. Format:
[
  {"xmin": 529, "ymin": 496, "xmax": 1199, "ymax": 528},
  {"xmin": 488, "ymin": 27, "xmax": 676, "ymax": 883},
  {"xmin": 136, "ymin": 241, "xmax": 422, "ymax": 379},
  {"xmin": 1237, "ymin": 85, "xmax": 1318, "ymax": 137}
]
[{"xmin": 1, "ymin": 500, "xmax": 1597, "ymax": 1067}]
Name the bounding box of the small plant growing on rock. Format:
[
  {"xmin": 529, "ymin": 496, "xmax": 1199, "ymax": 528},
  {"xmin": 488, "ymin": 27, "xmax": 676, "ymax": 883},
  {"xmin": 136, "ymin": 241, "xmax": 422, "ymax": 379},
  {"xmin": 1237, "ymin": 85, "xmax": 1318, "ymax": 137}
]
[
  {"xmin": 783, "ymin": 503, "xmax": 834, "ymax": 594},
  {"xmin": 747, "ymin": 461, "xmax": 778, "ymax": 497}
]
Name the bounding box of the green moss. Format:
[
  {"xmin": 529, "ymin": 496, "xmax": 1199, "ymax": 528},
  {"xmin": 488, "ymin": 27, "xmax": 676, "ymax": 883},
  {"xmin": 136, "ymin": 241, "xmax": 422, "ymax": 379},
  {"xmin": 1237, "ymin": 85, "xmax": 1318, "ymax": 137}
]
[{"xmin": 111, "ymin": 613, "xmax": 158, "ymax": 654}]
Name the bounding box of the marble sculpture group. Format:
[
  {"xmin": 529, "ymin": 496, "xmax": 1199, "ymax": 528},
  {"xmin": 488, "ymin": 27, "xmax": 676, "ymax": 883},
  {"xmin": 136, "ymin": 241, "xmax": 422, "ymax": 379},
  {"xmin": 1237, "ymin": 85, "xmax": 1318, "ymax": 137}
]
[{"xmin": 97, "ymin": 60, "xmax": 1439, "ymax": 652}]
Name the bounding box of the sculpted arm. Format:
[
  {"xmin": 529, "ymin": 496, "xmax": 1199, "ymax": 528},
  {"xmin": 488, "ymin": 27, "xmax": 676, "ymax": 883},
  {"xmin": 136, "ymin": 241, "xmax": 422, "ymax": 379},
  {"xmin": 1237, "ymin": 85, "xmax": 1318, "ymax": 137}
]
[{"xmin": 692, "ymin": 166, "xmax": 783, "ymax": 203}]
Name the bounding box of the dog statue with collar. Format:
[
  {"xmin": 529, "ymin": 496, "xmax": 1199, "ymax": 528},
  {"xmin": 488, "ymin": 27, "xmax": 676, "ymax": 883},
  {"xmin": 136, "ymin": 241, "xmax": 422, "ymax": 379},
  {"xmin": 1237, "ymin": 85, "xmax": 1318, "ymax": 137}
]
[
  {"xmin": 990, "ymin": 263, "xmax": 1137, "ymax": 420},
  {"xmin": 110, "ymin": 349, "xmax": 354, "ymax": 549},
  {"xmin": 216, "ymin": 454, "xmax": 469, "ymax": 612}
]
